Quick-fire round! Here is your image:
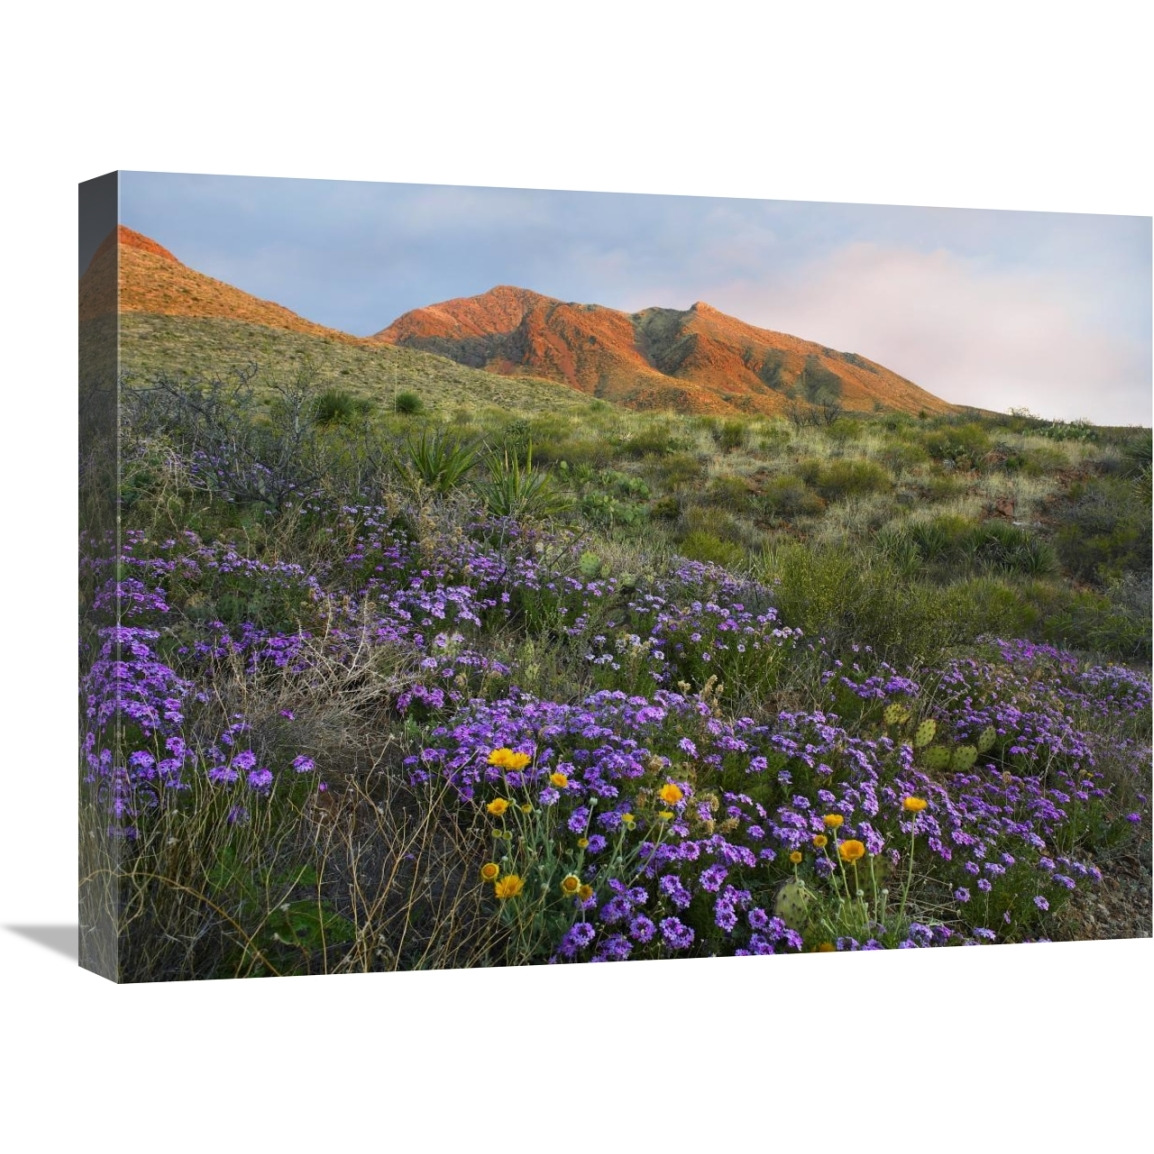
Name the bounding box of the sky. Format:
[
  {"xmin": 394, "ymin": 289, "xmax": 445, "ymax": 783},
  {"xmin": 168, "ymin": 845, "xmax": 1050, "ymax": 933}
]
[{"xmin": 118, "ymin": 171, "xmax": 1152, "ymax": 426}]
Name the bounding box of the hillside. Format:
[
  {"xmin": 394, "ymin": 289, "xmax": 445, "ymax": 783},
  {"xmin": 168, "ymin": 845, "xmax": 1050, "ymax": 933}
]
[
  {"xmin": 375, "ymin": 285, "xmax": 958, "ymax": 418},
  {"xmin": 81, "ymin": 225, "xmax": 361, "ymax": 345}
]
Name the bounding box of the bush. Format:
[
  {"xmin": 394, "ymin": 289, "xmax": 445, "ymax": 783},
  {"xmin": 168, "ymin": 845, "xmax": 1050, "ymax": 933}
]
[
  {"xmin": 706, "ymin": 474, "xmax": 754, "ymax": 513},
  {"xmin": 922, "ymin": 423, "xmax": 991, "ymax": 470},
  {"xmin": 395, "ymin": 391, "xmax": 424, "ymax": 416},
  {"xmin": 811, "ymin": 459, "xmax": 891, "ymax": 502},
  {"xmin": 678, "ymin": 530, "xmax": 745, "ymax": 569},
  {"xmin": 761, "ymin": 475, "xmax": 825, "ymax": 518},
  {"xmin": 313, "ymin": 388, "xmax": 361, "ymax": 426},
  {"xmin": 714, "ymin": 419, "xmax": 749, "ymax": 453}
]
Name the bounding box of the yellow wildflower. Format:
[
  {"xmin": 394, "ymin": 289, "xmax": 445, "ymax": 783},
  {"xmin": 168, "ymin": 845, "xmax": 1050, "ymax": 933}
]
[
  {"xmin": 816, "ymin": 941, "xmax": 836, "ymax": 953},
  {"xmin": 577, "ymin": 837, "xmax": 589, "ymax": 849},
  {"xmin": 621, "ymin": 813, "xmax": 636, "ymax": 826},
  {"xmin": 549, "ymin": 772, "xmax": 569, "ymax": 788},
  {"xmin": 902, "ymin": 796, "xmax": 928, "ymax": 813},
  {"xmin": 657, "ymin": 810, "xmax": 675, "ymax": 821},
  {"xmin": 479, "ymin": 862, "xmax": 500, "ymax": 883},
  {"xmin": 822, "ymin": 814, "xmax": 844, "ymax": 829},
  {"xmin": 789, "ymin": 851, "xmax": 803, "ymax": 865},
  {"xmin": 560, "ymin": 874, "xmax": 581, "ymax": 896},
  {"xmin": 812, "ymin": 834, "xmax": 828, "ymax": 848},
  {"xmin": 658, "ymin": 783, "xmax": 684, "ymax": 805},
  {"xmin": 493, "ymin": 875, "xmax": 525, "ymax": 900},
  {"xmin": 520, "ymin": 803, "xmax": 534, "ymax": 814},
  {"xmin": 838, "ymin": 839, "xmax": 866, "ymax": 863},
  {"xmin": 486, "ymin": 798, "xmax": 510, "ymax": 817},
  {"xmin": 577, "ymin": 884, "xmax": 594, "ymax": 902}
]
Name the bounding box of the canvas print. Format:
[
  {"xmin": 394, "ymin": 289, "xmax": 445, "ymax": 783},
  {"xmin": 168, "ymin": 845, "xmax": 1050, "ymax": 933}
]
[{"xmin": 78, "ymin": 172, "xmax": 1152, "ymax": 982}]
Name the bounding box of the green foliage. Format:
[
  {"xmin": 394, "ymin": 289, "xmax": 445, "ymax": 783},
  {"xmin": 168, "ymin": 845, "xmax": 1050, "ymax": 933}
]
[
  {"xmin": 799, "ymin": 355, "xmax": 844, "ymax": 406},
  {"xmin": 922, "ymin": 422, "xmax": 992, "ymax": 470},
  {"xmin": 706, "ymin": 474, "xmax": 754, "ymax": 513},
  {"xmin": 1054, "ymin": 475, "xmax": 1151, "ymax": 585},
  {"xmin": 678, "ymin": 530, "xmax": 745, "ymax": 568},
  {"xmin": 806, "ymin": 459, "xmax": 891, "ymax": 502},
  {"xmin": 398, "ymin": 428, "xmax": 478, "ymax": 494},
  {"xmin": 476, "ymin": 444, "xmax": 572, "ymax": 521},
  {"xmin": 313, "ymin": 387, "xmax": 367, "ymax": 426},
  {"xmin": 394, "ymin": 391, "xmax": 425, "ymax": 415},
  {"xmin": 760, "ymin": 475, "xmax": 825, "ymax": 519},
  {"xmin": 714, "ymin": 419, "xmax": 749, "ymax": 452}
]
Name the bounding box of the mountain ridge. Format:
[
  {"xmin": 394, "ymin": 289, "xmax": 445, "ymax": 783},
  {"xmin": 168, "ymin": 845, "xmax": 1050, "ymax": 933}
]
[
  {"xmin": 89, "ymin": 227, "xmax": 958, "ymax": 418},
  {"xmin": 374, "ymin": 285, "xmax": 956, "ymax": 417}
]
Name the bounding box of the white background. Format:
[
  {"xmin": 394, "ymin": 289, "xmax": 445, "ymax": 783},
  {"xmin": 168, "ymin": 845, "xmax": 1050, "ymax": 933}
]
[{"xmin": 1, "ymin": 3, "xmax": 1149, "ymax": 1149}]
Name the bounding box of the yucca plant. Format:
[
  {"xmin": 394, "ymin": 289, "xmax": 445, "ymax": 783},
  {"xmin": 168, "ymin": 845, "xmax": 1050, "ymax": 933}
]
[
  {"xmin": 475, "ymin": 443, "xmax": 571, "ymax": 521},
  {"xmin": 397, "ymin": 428, "xmax": 478, "ymax": 495}
]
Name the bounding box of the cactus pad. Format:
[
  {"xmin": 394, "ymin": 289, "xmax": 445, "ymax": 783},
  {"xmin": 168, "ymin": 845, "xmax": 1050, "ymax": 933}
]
[
  {"xmin": 950, "ymin": 745, "xmax": 978, "ymax": 772},
  {"xmin": 884, "ymin": 703, "xmax": 911, "ymax": 727},
  {"xmin": 976, "ymin": 725, "xmax": 996, "ymax": 753},
  {"xmin": 914, "ymin": 719, "xmax": 938, "ymax": 748},
  {"xmin": 922, "ymin": 745, "xmax": 951, "ymax": 771},
  {"xmin": 773, "ymin": 880, "xmax": 814, "ymax": 930}
]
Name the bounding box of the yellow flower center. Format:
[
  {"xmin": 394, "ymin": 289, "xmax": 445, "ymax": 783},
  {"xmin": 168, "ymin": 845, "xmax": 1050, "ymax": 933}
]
[
  {"xmin": 479, "ymin": 862, "xmax": 500, "ymax": 882},
  {"xmin": 560, "ymin": 874, "xmax": 581, "ymax": 895}
]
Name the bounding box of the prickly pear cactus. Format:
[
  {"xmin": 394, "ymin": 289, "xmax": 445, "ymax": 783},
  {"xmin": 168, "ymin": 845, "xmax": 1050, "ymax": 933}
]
[
  {"xmin": 950, "ymin": 745, "xmax": 978, "ymax": 772},
  {"xmin": 922, "ymin": 745, "xmax": 951, "ymax": 772},
  {"xmin": 976, "ymin": 725, "xmax": 997, "ymax": 753},
  {"xmin": 884, "ymin": 703, "xmax": 911, "ymax": 727},
  {"xmin": 914, "ymin": 719, "xmax": 937, "ymax": 748},
  {"xmin": 774, "ymin": 880, "xmax": 814, "ymax": 931}
]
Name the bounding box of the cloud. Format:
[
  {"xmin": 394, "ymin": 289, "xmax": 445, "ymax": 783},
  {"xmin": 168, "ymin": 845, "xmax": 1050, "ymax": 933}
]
[{"xmin": 705, "ymin": 242, "xmax": 1151, "ymax": 425}]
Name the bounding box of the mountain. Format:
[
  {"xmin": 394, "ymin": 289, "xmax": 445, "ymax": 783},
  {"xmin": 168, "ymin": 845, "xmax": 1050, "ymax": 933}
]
[
  {"xmin": 88, "ymin": 227, "xmax": 957, "ymax": 418},
  {"xmin": 374, "ymin": 285, "xmax": 956, "ymax": 417}
]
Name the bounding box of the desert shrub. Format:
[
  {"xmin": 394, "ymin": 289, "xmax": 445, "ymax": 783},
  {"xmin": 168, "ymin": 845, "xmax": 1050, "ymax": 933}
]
[
  {"xmin": 810, "ymin": 459, "xmax": 891, "ymax": 502},
  {"xmin": 966, "ymin": 521, "xmax": 1059, "ymax": 577},
  {"xmin": 706, "ymin": 474, "xmax": 754, "ymax": 513},
  {"xmin": 761, "ymin": 475, "xmax": 825, "ymax": 518},
  {"xmin": 880, "ymin": 438, "xmax": 929, "ymax": 473},
  {"xmin": 642, "ymin": 451, "xmax": 707, "ymax": 490},
  {"xmin": 1054, "ymin": 475, "xmax": 1151, "ymax": 584},
  {"xmin": 922, "ymin": 474, "xmax": 965, "ymax": 502},
  {"xmin": 531, "ymin": 434, "xmax": 614, "ymax": 470},
  {"xmin": 649, "ymin": 495, "xmax": 682, "ymax": 520},
  {"xmin": 618, "ymin": 424, "xmax": 685, "ymax": 459},
  {"xmin": 313, "ymin": 388, "xmax": 364, "ymax": 426},
  {"xmin": 769, "ymin": 543, "xmax": 1040, "ymax": 667},
  {"xmin": 678, "ymin": 530, "xmax": 745, "ymax": 569},
  {"xmin": 714, "ymin": 419, "xmax": 749, "ymax": 452},
  {"xmin": 922, "ymin": 423, "xmax": 992, "ymax": 470},
  {"xmin": 825, "ymin": 419, "xmax": 863, "ymax": 448},
  {"xmin": 758, "ymin": 424, "xmax": 791, "ymax": 455},
  {"xmin": 394, "ymin": 391, "xmax": 424, "ymax": 416}
]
